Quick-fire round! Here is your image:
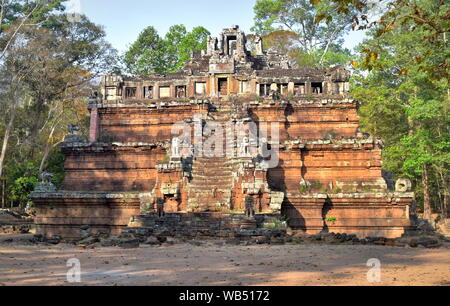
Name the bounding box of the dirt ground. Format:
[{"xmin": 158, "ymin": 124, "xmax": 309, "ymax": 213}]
[{"xmin": 0, "ymin": 235, "xmax": 449, "ymax": 286}]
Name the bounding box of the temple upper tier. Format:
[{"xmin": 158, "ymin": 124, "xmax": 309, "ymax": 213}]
[{"xmin": 98, "ymin": 25, "xmax": 350, "ymax": 103}]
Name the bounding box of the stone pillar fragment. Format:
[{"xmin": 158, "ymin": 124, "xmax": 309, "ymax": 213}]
[
  {"xmin": 255, "ymin": 35, "xmax": 264, "ymax": 56},
  {"xmin": 89, "ymin": 107, "xmax": 99, "ymax": 143}
]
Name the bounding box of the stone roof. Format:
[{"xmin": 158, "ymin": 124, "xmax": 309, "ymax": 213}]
[
  {"xmin": 124, "ymin": 71, "xmax": 189, "ymax": 82},
  {"xmin": 254, "ymin": 68, "xmax": 329, "ymax": 82}
]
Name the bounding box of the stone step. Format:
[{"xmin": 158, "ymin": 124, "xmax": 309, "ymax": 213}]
[
  {"xmin": 192, "ymin": 164, "xmax": 234, "ymax": 175},
  {"xmin": 187, "ymin": 195, "xmax": 229, "ymax": 201},
  {"xmin": 188, "ymin": 191, "xmax": 233, "ymax": 197},
  {"xmin": 191, "ymin": 168, "xmax": 233, "ymax": 177},
  {"xmin": 191, "ymin": 171, "xmax": 233, "ymax": 177},
  {"xmin": 208, "ymin": 112, "xmax": 232, "ymax": 115},
  {"xmin": 190, "ymin": 173, "xmax": 234, "ymax": 179},
  {"xmin": 189, "ymin": 186, "xmax": 233, "ymax": 192},
  {"xmin": 189, "ymin": 179, "xmax": 234, "ymax": 185},
  {"xmin": 192, "ymin": 162, "xmax": 232, "ymax": 167},
  {"xmin": 188, "ymin": 189, "xmax": 232, "ymax": 195},
  {"xmin": 190, "ymin": 176, "xmax": 233, "ymax": 181},
  {"xmin": 188, "ymin": 189, "xmax": 232, "ymax": 194},
  {"xmin": 195, "ymin": 156, "xmax": 231, "ymax": 162},
  {"xmin": 192, "ymin": 163, "xmax": 232, "ymax": 168},
  {"xmin": 188, "ymin": 197, "xmax": 232, "ymax": 202},
  {"xmin": 192, "ymin": 161, "xmax": 232, "ymax": 166},
  {"xmin": 193, "ymin": 160, "xmax": 232, "ymax": 165},
  {"xmin": 188, "ymin": 200, "xmax": 230, "ymax": 205},
  {"xmin": 188, "ymin": 186, "xmax": 233, "ymax": 191},
  {"xmin": 187, "ymin": 197, "xmax": 231, "ymax": 202},
  {"xmin": 192, "ymin": 163, "xmax": 233, "ymax": 168},
  {"xmin": 126, "ymin": 213, "xmax": 284, "ymax": 240}
]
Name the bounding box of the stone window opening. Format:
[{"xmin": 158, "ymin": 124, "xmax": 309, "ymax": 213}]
[
  {"xmin": 195, "ymin": 82, "xmax": 207, "ymax": 96},
  {"xmin": 240, "ymin": 80, "xmax": 249, "ymax": 93},
  {"xmin": 218, "ymin": 78, "xmax": 228, "ymax": 96},
  {"xmin": 278, "ymin": 83, "xmax": 288, "ymax": 96},
  {"xmin": 294, "ymin": 83, "xmax": 306, "ymax": 96},
  {"xmin": 259, "ymin": 84, "xmax": 270, "ymax": 97},
  {"xmin": 105, "ymin": 87, "xmax": 117, "ymax": 100},
  {"xmin": 143, "ymin": 86, "xmax": 154, "ymax": 99},
  {"xmin": 227, "ymin": 36, "xmax": 237, "ymax": 56},
  {"xmin": 176, "ymin": 85, "xmax": 187, "ymax": 98},
  {"xmin": 159, "ymin": 86, "xmax": 171, "ymax": 98},
  {"xmin": 125, "ymin": 87, "xmax": 137, "ymax": 98},
  {"xmin": 312, "ymin": 82, "xmax": 323, "ymax": 94}
]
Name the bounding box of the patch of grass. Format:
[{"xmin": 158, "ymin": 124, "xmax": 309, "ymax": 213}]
[{"xmin": 327, "ymin": 217, "xmax": 337, "ymax": 224}]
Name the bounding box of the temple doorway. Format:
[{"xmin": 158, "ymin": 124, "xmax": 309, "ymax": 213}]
[{"xmin": 218, "ymin": 78, "xmax": 228, "ymax": 96}]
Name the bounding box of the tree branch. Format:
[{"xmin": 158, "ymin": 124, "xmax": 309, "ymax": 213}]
[
  {"xmin": 0, "ymin": 1, "xmax": 40, "ymax": 61},
  {"xmin": 0, "ymin": 0, "xmax": 6, "ymax": 35}
]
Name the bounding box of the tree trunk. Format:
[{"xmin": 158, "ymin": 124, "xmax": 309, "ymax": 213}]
[
  {"xmin": 422, "ymin": 164, "xmax": 432, "ymax": 221},
  {"xmin": 0, "ymin": 100, "xmax": 18, "ymax": 180},
  {"xmin": 39, "ymin": 147, "xmax": 50, "ymax": 174},
  {"xmin": 39, "ymin": 123, "xmax": 59, "ymax": 173},
  {"xmin": 1, "ymin": 179, "xmax": 5, "ymax": 209},
  {"xmin": 444, "ymin": 192, "xmax": 449, "ymax": 218}
]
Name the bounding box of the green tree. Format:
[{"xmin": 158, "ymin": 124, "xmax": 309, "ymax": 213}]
[
  {"xmin": 0, "ymin": 10, "xmax": 118, "ymax": 208},
  {"xmin": 123, "ymin": 26, "xmax": 165, "ymax": 75},
  {"xmin": 177, "ymin": 26, "xmax": 210, "ymax": 64},
  {"xmin": 0, "ymin": 0, "xmax": 67, "ymax": 180},
  {"xmin": 252, "ymin": 0, "xmax": 359, "ymax": 66},
  {"xmin": 124, "ymin": 25, "xmax": 210, "ymax": 76},
  {"xmin": 0, "ymin": 0, "xmax": 66, "ymax": 58},
  {"xmin": 316, "ymin": 0, "xmax": 450, "ymax": 81},
  {"xmin": 351, "ymin": 0, "xmax": 449, "ymax": 220}
]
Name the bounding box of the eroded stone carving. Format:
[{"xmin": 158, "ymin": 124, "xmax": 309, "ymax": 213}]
[
  {"xmin": 33, "ymin": 172, "xmax": 56, "ymax": 193},
  {"xmin": 64, "ymin": 124, "xmax": 86, "ymax": 143},
  {"xmin": 395, "ymin": 178, "xmax": 412, "ymax": 192},
  {"xmin": 171, "ymin": 137, "xmax": 181, "ymax": 158}
]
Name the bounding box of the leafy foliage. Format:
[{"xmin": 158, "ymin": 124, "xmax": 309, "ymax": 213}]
[
  {"xmin": 124, "ymin": 25, "xmax": 210, "ymax": 76},
  {"xmin": 351, "ymin": 0, "xmax": 449, "ymax": 216},
  {"xmin": 252, "ymin": 0, "xmax": 359, "ymax": 67},
  {"xmin": 317, "ymin": 0, "xmax": 450, "ymax": 81},
  {"xmin": 0, "ymin": 2, "xmax": 118, "ymax": 209}
]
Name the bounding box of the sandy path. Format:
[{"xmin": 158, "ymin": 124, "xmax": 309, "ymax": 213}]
[{"xmin": 0, "ymin": 242, "xmax": 449, "ymax": 286}]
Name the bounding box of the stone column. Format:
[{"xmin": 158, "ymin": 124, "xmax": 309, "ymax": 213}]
[
  {"xmin": 255, "ymin": 36, "xmax": 264, "ymax": 56},
  {"xmin": 306, "ymin": 81, "xmax": 312, "ymax": 94},
  {"xmin": 154, "ymin": 83, "xmax": 160, "ymax": 99},
  {"xmin": 89, "ymin": 107, "xmax": 99, "ymax": 143},
  {"xmin": 288, "ymin": 82, "xmax": 295, "ymax": 96},
  {"xmin": 210, "ymin": 75, "xmax": 216, "ymax": 97}
]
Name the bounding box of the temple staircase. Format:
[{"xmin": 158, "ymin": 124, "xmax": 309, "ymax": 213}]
[
  {"xmin": 187, "ymin": 100, "xmax": 237, "ymax": 212},
  {"xmin": 187, "ymin": 156, "xmax": 234, "ymax": 211}
]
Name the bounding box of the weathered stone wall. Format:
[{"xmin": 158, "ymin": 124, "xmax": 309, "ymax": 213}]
[
  {"xmin": 98, "ymin": 106, "xmax": 207, "ymax": 143},
  {"xmin": 60, "ymin": 145, "xmax": 166, "ymax": 192},
  {"xmin": 269, "ymin": 145, "xmax": 384, "ymax": 193},
  {"xmin": 248, "ymin": 101, "xmax": 359, "ymax": 140},
  {"xmin": 282, "ymin": 194, "xmax": 412, "ymax": 238},
  {"xmin": 33, "ymin": 193, "xmax": 141, "ymax": 239}
]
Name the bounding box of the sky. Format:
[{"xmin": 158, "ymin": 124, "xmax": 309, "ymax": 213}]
[{"xmin": 73, "ymin": 0, "xmax": 367, "ymax": 54}]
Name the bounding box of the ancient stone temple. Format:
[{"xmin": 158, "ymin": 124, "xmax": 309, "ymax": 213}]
[{"xmin": 32, "ymin": 25, "xmax": 414, "ymax": 239}]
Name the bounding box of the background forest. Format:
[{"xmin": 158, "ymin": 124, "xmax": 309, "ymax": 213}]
[{"xmin": 0, "ymin": 0, "xmax": 448, "ymax": 223}]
